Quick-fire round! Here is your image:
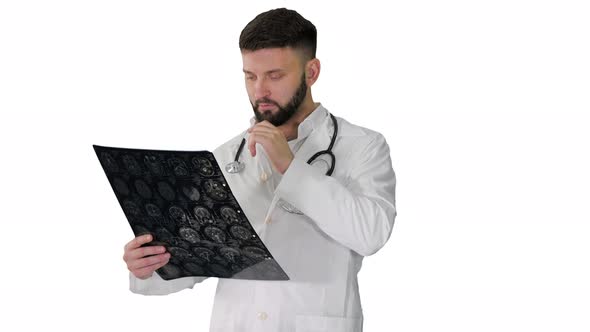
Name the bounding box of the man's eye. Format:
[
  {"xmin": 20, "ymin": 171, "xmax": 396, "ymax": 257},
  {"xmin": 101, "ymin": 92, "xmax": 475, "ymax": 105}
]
[
  {"xmin": 246, "ymin": 75, "xmax": 256, "ymax": 81},
  {"xmin": 269, "ymin": 74, "xmax": 283, "ymax": 80}
]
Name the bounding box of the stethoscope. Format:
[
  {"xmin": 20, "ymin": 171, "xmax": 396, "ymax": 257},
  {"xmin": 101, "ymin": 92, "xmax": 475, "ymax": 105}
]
[
  {"xmin": 225, "ymin": 113, "xmax": 338, "ymax": 215},
  {"xmin": 225, "ymin": 113, "xmax": 338, "ymax": 176}
]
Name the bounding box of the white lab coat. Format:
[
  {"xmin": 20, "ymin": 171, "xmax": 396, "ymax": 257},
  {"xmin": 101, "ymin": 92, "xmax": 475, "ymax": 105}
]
[{"xmin": 130, "ymin": 103, "xmax": 397, "ymax": 332}]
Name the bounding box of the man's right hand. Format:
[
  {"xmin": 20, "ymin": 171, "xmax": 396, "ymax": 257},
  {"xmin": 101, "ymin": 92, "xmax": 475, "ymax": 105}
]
[{"xmin": 123, "ymin": 234, "xmax": 170, "ymax": 280}]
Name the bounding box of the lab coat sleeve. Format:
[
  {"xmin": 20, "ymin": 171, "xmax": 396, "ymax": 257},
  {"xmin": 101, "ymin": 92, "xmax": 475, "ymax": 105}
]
[
  {"xmin": 129, "ymin": 271, "xmax": 209, "ymax": 296},
  {"xmin": 274, "ymin": 133, "xmax": 396, "ymax": 256}
]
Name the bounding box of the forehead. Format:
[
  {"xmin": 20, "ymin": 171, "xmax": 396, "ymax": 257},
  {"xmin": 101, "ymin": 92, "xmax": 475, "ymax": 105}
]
[{"xmin": 241, "ymin": 47, "xmax": 302, "ymax": 72}]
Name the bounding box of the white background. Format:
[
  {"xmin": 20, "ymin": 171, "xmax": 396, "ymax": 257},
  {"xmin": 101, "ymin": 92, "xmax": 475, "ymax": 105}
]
[{"xmin": 1, "ymin": 0, "xmax": 589, "ymax": 331}]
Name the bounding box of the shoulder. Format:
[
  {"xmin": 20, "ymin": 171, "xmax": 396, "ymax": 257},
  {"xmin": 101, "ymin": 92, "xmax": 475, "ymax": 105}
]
[
  {"xmin": 333, "ymin": 115, "xmax": 388, "ymax": 151},
  {"xmin": 328, "ymin": 114, "xmax": 392, "ymax": 179},
  {"xmin": 328, "ymin": 115, "xmax": 393, "ymax": 181}
]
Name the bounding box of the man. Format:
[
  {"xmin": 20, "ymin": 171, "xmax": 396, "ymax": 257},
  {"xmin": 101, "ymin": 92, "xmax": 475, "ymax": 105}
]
[{"xmin": 123, "ymin": 8, "xmax": 396, "ymax": 332}]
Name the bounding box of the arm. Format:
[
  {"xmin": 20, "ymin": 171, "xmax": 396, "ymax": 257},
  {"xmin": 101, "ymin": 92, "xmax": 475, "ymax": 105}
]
[
  {"xmin": 129, "ymin": 272, "xmax": 208, "ymax": 296},
  {"xmin": 275, "ymin": 133, "xmax": 396, "ymax": 256}
]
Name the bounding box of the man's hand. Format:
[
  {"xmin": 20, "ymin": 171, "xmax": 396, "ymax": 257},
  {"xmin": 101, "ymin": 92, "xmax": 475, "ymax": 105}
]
[
  {"xmin": 247, "ymin": 121, "xmax": 294, "ymax": 174},
  {"xmin": 123, "ymin": 234, "xmax": 170, "ymax": 280}
]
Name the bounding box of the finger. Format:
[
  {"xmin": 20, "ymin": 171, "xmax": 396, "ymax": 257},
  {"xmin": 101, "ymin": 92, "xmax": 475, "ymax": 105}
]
[
  {"xmin": 248, "ymin": 133, "xmax": 258, "ymax": 157},
  {"xmin": 128, "ymin": 252, "xmax": 171, "ymax": 271},
  {"xmin": 249, "ymin": 126, "xmax": 277, "ymax": 136},
  {"xmin": 131, "ymin": 253, "xmax": 170, "ymax": 278},
  {"xmin": 253, "ymin": 120, "xmax": 276, "ymax": 129},
  {"xmin": 132, "ymin": 257, "xmax": 170, "ymax": 280},
  {"xmin": 250, "ymin": 121, "xmax": 280, "ymax": 134},
  {"xmin": 251, "ymin": 124, "xmax": 288, "ymax": 142},
  {"xmin": 248, "ymin": 131, "xmax": 276, "ymax": 157},
  {"xmin": 124, "ymin": 234, "xmax": 153, "ymax": 252},
  {"xmin": 124, "ymin": 244, "xmax": 167, "ymax": 262}
]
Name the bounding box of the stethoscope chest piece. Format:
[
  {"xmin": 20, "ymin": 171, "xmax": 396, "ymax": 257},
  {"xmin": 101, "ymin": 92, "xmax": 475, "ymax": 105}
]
[{"xmin": 225, "ymin": 160, "xmax": 245, "ymax": 174}]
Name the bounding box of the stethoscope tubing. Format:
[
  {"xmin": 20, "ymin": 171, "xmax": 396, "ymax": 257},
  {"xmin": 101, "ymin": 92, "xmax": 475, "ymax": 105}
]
[
  {"xmin": 306, "ymin": 113, "xmax": 337, "ymax": 176},
  {"xmin": 229, "ymin": 113, "xmax": 338, "ymax": 176}
]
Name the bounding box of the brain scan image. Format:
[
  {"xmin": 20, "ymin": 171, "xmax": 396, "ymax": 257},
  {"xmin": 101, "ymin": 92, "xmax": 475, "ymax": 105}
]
[
  {"xmin": 122, "ymin": 154, "xmax": 142, "ymax": 176},
  {"xmin": 123, "ymin": 200, "xmax": 141, "ymax": 217},
  {"xmin": 193, "ymin": 206, "xmax": 214, "ymax": 224},
  {"xmin": 168, "ymin": 205, "xmax": 188, "ymax": 223},
  {"xmin": 187, "ymin": 218, "xmax": 201, "ymax": 230},
  {"xmin": 145, "ymin": 203, "xmax": 162, "ymax": 217},
  {"xmin": 219, "ymin": 247, "xmax": 241, "ymax": 263},
  {"xmin": 157, "ymin": 181, "xmax": 176, "ymax": 201},
  {"xmin": 182, "ymin": 185, "xmax": 201, "ymax": 202},
  {"xmin": 100, "ymin": 152, "xmax": 119, "ymax": 172},
  {"xmin": 94, "ymin": 145, "xmax": 288, "ymax": 281},
  {"xmin": 204, "ymin": 226, "xmax": 227, "ymax": 244},
  {"xmin": 192, "ymin": 156, "xmax": 215, "ymax": 176},
  {"xmin": 192, "ymin": 247, "xmax": 215, "ymax": 263},
  {"xmin": 143, "ymin": 154, "xmax": 164, "ymax": 176},
  {"xmin": 168, "ymin": 157, "xmax": 189, "ymax": 176},
  {"xmin": 134, "ymin": 179, "xmax": 152, "ymax": 199},
  {"xmin": 243, "ymin": 246, "xmax": 267, "ymax": 260},
  {"xmin": 154, "ymin": 227, "xmax": 174, "ymax": 242},
  {"xmin": 179, "ymin": 227, "xmax": 201, "ymax": 244},
  {"xmin": 168, "ymin": 237, "xmax": 191, "ymax": 250},
  {"xmin": 204, "ymin": 179, "xmax": 228, "ymax": 200},
  {"xmin": 113, "ymin": 177, "xmax": 129, "ymax": 196},
  {"xmin": 230, "ymin": 225, "xmax": 253, "ymax": 241},
  {"xmin": 167, "ymin": 246, "xmax": 192, "ymax": 261},
  {"xmin": 220, "ymin": 206, "xmax": 240, "ymax": 223}
]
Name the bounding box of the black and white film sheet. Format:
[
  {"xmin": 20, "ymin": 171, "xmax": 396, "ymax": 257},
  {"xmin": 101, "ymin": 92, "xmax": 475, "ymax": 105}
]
[{"xmin": 93, "ymin": 145, "xmax": 289, "ymax": 281}]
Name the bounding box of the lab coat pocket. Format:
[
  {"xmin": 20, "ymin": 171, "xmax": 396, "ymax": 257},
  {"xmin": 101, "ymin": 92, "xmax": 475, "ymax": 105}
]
[{"xmin": 295, "ymin": 315, "xmax": 363, "ymax": 332}]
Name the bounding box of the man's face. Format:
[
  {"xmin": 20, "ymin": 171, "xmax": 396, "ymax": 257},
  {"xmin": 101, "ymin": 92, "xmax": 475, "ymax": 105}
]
[{"xmin": 242, "ymin": 47, "xmax": 308, "ymax": 126}]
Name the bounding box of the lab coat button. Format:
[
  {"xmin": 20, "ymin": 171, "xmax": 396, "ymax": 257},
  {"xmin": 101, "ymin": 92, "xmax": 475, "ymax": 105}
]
[
  {"xmin": 257, "ymin": 311, "xmax": 268, "ymax": 320},
  {"xmin": 260, "ymin": 172, "xmax": 269, "ymax": 183}
]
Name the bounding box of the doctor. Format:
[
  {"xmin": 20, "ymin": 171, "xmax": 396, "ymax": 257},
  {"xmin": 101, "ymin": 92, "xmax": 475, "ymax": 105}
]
[{"xmin": 123, "ymin": 8, "xmax": 397, "ymax": 332}]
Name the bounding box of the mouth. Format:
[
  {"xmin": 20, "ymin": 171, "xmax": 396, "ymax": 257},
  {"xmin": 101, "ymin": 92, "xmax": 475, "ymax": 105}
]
[{"xmin": 257, "ymin": 103, "xmax": 276, "ymax": 111}]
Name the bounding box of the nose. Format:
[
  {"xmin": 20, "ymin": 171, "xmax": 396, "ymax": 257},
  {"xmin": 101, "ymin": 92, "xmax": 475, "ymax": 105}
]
[{"xmin": 253, "ymin": 78, "xmax": 270, "ymax": 101}]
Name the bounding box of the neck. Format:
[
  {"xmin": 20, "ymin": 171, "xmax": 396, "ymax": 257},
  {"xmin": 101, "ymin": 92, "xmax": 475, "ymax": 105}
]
[{"xmin": 280, "ymin": 97, "xmax": 318, "ymax": 141}]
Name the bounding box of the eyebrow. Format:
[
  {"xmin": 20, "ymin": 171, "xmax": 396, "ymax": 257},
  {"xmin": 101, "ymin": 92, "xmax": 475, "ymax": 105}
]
[{"xmin": 242, "ymin": 69, "xmax": 285, "ymax": 75}]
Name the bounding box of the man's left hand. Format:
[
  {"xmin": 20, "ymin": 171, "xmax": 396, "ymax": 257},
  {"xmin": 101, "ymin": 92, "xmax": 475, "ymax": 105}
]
[{"xmin": 247, "ymin": 121, "xmax": 294, "ymax": 174}]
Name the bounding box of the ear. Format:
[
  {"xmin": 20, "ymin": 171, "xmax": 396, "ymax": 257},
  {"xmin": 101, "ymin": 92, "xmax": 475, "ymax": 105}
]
[{"xmin": 305, "ymin": 58, "xmax": 321, "ymax": 86}]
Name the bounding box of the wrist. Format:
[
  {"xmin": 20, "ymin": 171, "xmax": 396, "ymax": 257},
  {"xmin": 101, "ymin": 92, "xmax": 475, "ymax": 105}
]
[{"xmin": 279, "ymin": 157, "xmax": 294, "ymax": 175}]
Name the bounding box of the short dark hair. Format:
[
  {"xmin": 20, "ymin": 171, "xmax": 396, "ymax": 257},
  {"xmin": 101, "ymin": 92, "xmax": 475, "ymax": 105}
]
[{"xmin": 239, "ymin": 8, "xmax": 317, "ymax": 60}]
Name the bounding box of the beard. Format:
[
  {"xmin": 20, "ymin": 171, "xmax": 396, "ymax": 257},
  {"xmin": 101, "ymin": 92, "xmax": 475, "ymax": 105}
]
[{"xmin": 251, "ymin": 73, "xmax": 307, "ymax": 126}]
